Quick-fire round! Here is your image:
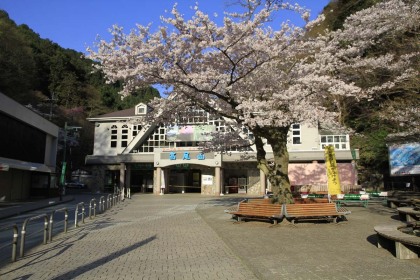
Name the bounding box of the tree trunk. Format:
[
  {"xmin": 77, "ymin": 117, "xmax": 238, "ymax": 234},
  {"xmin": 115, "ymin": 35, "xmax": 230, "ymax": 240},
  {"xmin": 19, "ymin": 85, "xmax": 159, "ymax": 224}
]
[{"xmin": 254, "ymin": 126, "xmax": 294, "ymax": 204}]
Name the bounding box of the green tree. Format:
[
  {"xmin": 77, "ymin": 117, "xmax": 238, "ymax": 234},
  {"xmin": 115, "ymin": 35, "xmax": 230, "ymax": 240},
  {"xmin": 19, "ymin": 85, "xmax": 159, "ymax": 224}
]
[{"xmin": 0, "ymin": 11, "xmax": 36, "ymax": 95}]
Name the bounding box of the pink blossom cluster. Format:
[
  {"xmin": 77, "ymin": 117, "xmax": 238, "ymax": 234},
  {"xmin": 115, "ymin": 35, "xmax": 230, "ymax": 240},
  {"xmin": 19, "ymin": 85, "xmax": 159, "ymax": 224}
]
[{"xmin": 87, "ymin": 0, "xmax": 419, "ymax": 145}]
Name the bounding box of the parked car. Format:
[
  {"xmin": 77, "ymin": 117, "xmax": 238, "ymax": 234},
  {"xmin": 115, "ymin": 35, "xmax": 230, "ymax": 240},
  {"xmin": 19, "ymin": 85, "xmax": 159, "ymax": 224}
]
[{"xmin": 65, "ymin": 180, "xmax": 87, "ymax": 189}]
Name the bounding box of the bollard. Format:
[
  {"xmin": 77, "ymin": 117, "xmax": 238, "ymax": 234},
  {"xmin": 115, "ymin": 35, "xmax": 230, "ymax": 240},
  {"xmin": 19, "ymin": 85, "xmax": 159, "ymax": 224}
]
[
  {"xmin": 107, "ymin": 194, "xmax": 113, "ymax": 209},
  {"xmin": 11, "ymin": 224, "xmax": 18, "ymax": 262},
  {"xmin": 49, "ymin": 208, "xmax": 68, "ymax": 242},
  {"xmin": 89, "ymin": 198, "xmax": 97, "ymax": 219},
  {"xmin": 74, "ymin": 202, "xmax": 85, "ymax": 228},
  {"xmin": 20, "ymin": 214, "xmax": 49, "ymax": 257},
  {"xmin": 0, "ymin": 224, "xmax": 19, "ymax": 262}
]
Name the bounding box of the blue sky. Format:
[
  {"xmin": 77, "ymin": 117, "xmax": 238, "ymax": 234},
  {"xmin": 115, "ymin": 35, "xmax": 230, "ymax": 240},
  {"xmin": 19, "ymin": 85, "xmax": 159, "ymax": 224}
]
[{"xmin": 0, "ymin": 0, "xmax": 330, "ymax": 53}]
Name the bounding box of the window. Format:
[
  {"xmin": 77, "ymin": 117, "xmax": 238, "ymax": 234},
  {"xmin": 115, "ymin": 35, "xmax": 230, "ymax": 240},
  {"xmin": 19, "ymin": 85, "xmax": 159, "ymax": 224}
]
[
  {"xmin": 133, "ymin": 108, "xmax": 253, "ymax": 153},
  {"xmin": 291, "ymin": 124, "xmax": 301, "ymax": 144},
  {"xmin": 136, "ymin": 104, "xmax": 148, "ymax": 115},
  {"xmin": 121, "ymin": 125, "xmax": 128, "ymax": 147},
  {"xmin": 110, "ymin": 125, "xmax": 117, "ymax": 148},
  {"xmin": 133, "ymin": 125, "xmax": 141, "ymax": 137},
  {"xmin": 137, "ymin": 107, "xmax": 145, "ymax": 114},
  {"xmin": 137, "ymin": 125, "xmax": 170, "ymax": 152},
  {"xmin": 320, "ymin": 135, "xmax": 349, "ymax": 150}
]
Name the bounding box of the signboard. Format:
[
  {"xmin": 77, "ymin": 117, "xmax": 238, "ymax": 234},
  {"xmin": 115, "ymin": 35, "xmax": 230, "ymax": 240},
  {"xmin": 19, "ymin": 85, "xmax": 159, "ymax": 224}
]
[
  {"xmin": 389, "ymin": 143, "xmax": 420, "ymax": 176},
  {"xmin": 325, "ymin": 145, "xmax": 341, "ymax": 195},
  {"xmin": 166, "ymin": 125, "xmax": 215, "ymax": 142},
  {"xmin": 202, "ymin": 175, "xmax": 213, "ymax": 185}
]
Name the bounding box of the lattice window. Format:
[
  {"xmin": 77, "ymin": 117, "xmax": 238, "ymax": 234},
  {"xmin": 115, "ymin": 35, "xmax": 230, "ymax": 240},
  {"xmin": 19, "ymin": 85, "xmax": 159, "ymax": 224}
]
[
  {"xmin": 110, "ymin": 125, "xmax": 117, "ymax": 148},
  {"xmin": 291, "ymin": 124, "xmax": 301, "ymax": 145},
  {"xmin": 137, "ymin": 126, "xmax": 169, "ymax": 152},
  {"xmin": 320, "ymin": 135, "xmax": 349, "ymax": 150},
  {"xmin": 121, "ymin": 124, "xmax": 128, "ymax": 147}
]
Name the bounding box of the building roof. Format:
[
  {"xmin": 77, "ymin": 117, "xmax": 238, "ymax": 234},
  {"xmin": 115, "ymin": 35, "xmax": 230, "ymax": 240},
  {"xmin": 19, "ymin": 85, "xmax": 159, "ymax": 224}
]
[
  {"xmin": 0, "ymin": 92, "xmax": 59, "ymax": 137},
  {"xmin": 96, "ymin": 108, "xmax": 136, "ymax": 118},
  {"xmin": 88, "ymin": 103, "xmax": 153, "ymax": 122}
]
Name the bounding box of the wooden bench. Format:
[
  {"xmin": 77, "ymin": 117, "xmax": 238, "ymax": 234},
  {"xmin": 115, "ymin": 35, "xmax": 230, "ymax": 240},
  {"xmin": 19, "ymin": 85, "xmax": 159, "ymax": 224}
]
[
  {"xmin": 397, "ymin": 207, "xmax": 420, "ymax": 222},
  {"xmin": 230, "ymin": 201, "xmax": 283, "ymax": 224},
  {"xmin": 374, "ymin": 223, "xmax": 420, "ymax": 259},
  {"xmin": 284, "ymin": 203, "xmax": 351, "ymax": 224}
]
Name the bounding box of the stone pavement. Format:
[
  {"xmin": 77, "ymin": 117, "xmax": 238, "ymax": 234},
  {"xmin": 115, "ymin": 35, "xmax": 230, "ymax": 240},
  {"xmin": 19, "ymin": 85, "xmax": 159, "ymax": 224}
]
[{"xmin": 0, "ymin": 194, "xmax": 419, "ymax": 279}]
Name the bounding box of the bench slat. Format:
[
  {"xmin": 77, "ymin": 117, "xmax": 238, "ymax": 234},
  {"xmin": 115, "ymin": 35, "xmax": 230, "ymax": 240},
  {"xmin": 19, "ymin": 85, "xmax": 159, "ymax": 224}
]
[
  {"xmin": 284, "ymin": 203, "xmax": 350, "ymax": 223},
  {"xmin": 230, "ymin": 202, "xmax": 283, "ymax": 224}
]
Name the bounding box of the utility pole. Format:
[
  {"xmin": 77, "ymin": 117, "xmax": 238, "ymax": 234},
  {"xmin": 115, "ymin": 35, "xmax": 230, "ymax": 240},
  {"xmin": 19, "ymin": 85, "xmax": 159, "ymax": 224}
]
[
  {"xmin": 46, "ymin": 92, "xmax": 57, "ymax": 120},
  {"xmin": 59, "ymin": 122, "xmax": 82, "ymax": 201},
  {"xmin": 59, "ymin": 122, "xmax": 68, "ymax": 201}
]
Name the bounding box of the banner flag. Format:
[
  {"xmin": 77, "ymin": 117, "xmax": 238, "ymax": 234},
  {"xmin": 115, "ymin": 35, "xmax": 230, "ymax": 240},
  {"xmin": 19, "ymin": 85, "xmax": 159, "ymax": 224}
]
[
  {"xmin": 325, "ymin": 145, "xmax": 341, "ymax": 195},
  {"xmin": 60, "ymin": 162, "xmax": 67, "ymax": 186}
]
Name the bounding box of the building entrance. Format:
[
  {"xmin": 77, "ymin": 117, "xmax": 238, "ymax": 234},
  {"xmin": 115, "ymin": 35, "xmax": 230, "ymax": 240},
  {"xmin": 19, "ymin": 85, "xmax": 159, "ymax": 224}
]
[
  {"xmin": 168, "ymin": 169, "xmax": 201, "ymax": 193},
  {"xmin": 130, "ymin": 170, "xmax": 153, "ymax": 193}
]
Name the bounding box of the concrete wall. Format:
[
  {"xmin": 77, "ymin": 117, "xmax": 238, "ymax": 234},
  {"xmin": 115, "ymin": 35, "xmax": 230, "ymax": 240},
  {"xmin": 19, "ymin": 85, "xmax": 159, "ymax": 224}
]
[{"xmin": 0, "ymin": 169, "xmax": 31, "ymax": 201}]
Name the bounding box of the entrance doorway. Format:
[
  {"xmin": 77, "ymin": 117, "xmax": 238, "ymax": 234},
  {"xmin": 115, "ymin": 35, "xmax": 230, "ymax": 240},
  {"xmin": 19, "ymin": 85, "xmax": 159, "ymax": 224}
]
[
  {"xmin": 130, "ymin": 170, "xmax": 153, "ymax": 193},
  {"xmin": 169, "ymin": 169, "xmax": 201, "ymax": 193}
]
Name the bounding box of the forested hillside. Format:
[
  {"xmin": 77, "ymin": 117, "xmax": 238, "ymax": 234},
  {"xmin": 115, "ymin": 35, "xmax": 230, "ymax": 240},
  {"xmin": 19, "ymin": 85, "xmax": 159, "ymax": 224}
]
[
  {"xmin": 0, "ymin": 10, "xmax": 160, "ymax": 170},
  {"xmin": 315, "ymin": 0, "xmax": 419, "ymax": 186},
  {"xmin": 0, "ymin": 10, "xmax": 160, "ymax": 114}
]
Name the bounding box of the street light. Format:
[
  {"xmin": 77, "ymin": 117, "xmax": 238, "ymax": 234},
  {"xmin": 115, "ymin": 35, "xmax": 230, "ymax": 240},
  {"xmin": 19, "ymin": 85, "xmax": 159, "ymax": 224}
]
[{"xmin": 59, "ymin": 122, "xmax": 81, "ymax": 200}]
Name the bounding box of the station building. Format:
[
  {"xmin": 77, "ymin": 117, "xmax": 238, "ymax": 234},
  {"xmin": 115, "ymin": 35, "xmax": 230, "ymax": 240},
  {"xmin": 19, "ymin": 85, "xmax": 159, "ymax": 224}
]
[
  {"xmin": 0, "ymin": 93, "xmax": 59, "ymax": 201},
  {"xmin": 85, "ymin": 103, "xmax": 359, "ymax": 195}
]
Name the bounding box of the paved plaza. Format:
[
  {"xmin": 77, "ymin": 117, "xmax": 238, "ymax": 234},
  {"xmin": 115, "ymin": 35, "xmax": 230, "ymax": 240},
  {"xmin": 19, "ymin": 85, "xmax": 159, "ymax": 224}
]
[{"xmin": 0, "ymin": 194, "xmax": 419, "ymax": 279}]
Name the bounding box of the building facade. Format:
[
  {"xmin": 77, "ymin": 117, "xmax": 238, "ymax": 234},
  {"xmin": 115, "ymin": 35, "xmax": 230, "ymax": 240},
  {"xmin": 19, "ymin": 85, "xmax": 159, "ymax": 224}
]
[
  {"xmin": 86, "ymin": 103, "xmax": 359, "ymax": 195},
  {"xmin": 0, "ymin": 93, "xmax": 59, "ymax": 201}
]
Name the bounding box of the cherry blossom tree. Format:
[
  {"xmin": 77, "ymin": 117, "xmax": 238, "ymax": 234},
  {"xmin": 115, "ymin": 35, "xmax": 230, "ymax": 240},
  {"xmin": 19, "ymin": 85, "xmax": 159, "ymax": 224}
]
[{"xmin": 88, "ymin": 0, "xmax": 419, "ymax": 203}]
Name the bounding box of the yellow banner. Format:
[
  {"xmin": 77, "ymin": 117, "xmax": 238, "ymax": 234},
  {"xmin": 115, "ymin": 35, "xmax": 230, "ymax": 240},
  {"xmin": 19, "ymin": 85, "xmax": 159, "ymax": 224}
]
[{"xmin": 325, "ymin": 145, "xmax": 341, "ymax": 195}]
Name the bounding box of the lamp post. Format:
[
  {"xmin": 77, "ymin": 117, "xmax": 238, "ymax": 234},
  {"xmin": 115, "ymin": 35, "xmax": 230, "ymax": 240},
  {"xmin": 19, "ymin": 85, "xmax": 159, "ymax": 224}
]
[{"xmin": 59, "ymin": 122, "xmax": 81, "ymax": 200}]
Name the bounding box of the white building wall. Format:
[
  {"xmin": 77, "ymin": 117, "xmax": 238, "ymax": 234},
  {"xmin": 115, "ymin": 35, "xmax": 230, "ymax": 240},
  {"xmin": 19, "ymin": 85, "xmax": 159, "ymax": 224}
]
[
  {"xmin": 288, "ymin": 123, "xmax": 319, "ymax": 151},
  {"xmin": 93, "ymin": 122, "xmax": 119, "ymax": 156}
]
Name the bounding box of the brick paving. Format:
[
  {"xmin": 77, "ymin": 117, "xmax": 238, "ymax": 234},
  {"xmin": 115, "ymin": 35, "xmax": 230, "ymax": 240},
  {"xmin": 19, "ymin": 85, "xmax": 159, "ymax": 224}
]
[
  {"xmin": 0, "ymin": 194, "xmax": 419, "ymax": 279},
  {"xmin": 0, "ymin": 195, "xmax": 256, "ymax": 280}
]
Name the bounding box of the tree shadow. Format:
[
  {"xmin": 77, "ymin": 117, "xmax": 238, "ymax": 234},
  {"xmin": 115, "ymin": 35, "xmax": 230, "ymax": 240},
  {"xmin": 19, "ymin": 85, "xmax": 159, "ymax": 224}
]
[
  {"xmin": 51, "ymin": 235, "xmax": 157, "ymax": 280},
  {"xmin": 201, "ymin": 197, "xmax": 247, "ymax": 207}
]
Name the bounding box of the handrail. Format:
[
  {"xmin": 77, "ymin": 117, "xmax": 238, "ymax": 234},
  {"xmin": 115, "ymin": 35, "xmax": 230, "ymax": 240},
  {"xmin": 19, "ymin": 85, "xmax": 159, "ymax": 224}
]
[
  {"xmin": 74, "ymin": 202, "xmax": 85, "ymax": 228},
  {"xmin": 49, "ymin": 207, "xmax": 68, "ymax": 242},
  {"xmin": 20, "ymin": 214, "xmax": 49, "ymax": 257},
  {"xmin": 99, "ymin": 196, "xmax": 105, "ymax": 213},
  {"xmin": 0, "ymin": 224, "xmax": 19, "ymax": 262},
  {"xmin": 89, "ymin": 198, "xmax": 97, "ymax": 219},
  {"xmin": 3, "ymin": 193, "xmax": 125, "ymax": 261}
]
